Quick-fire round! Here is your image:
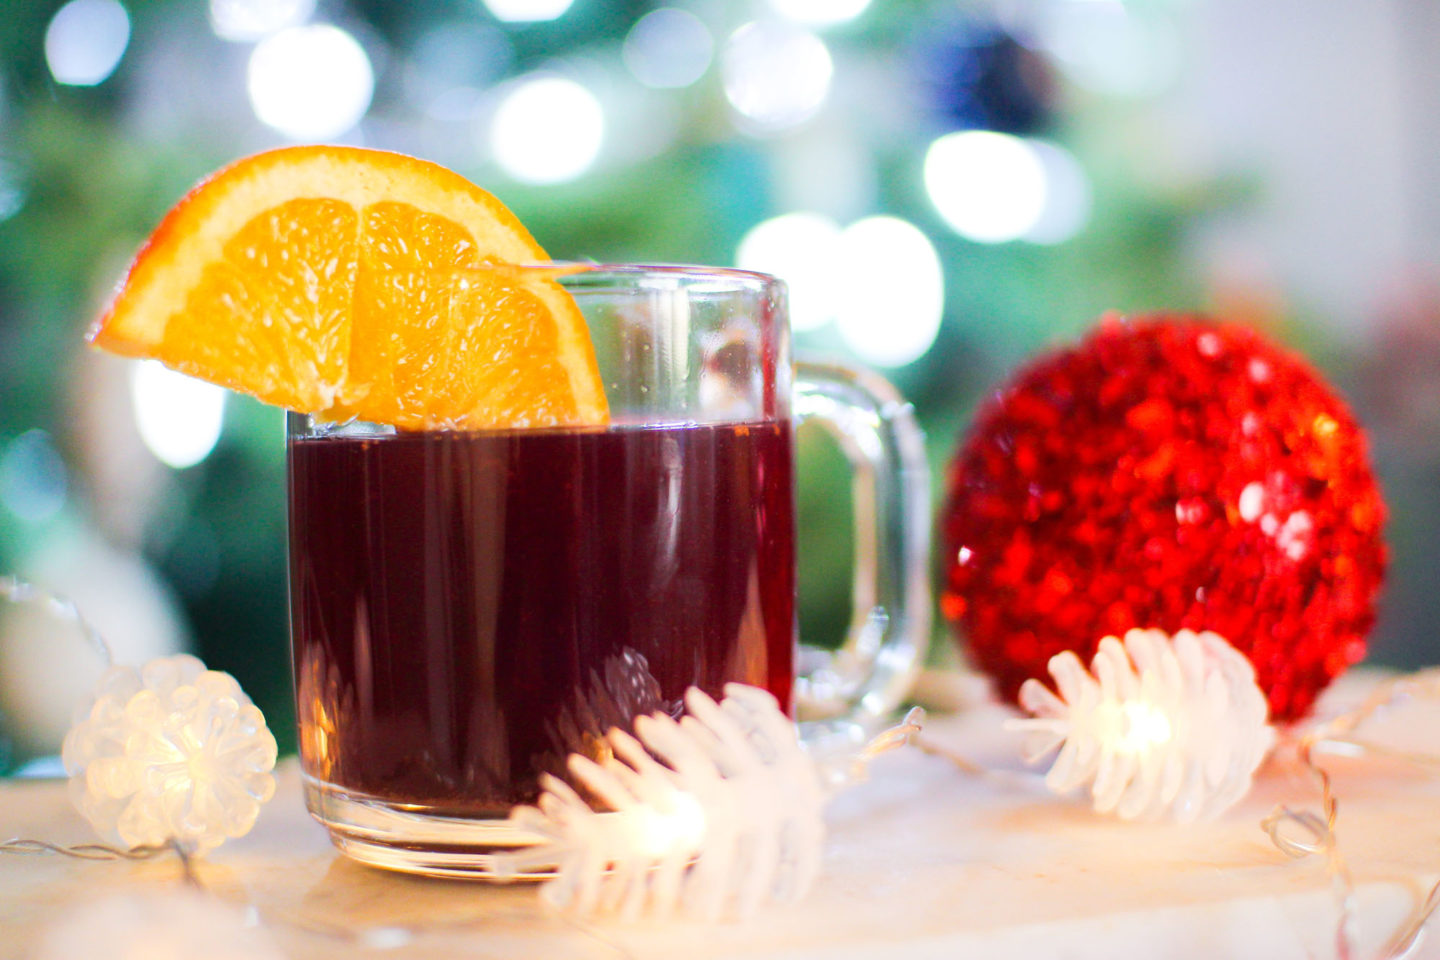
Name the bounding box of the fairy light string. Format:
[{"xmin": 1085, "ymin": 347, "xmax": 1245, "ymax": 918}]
[
  {"xmin": 1, "ymin": 838, "xmax": 204, "ymax": 898},
  {"xmin": 0, "ymin": 580, "xmax": 135, "ymax": 866},
  {"xmin": 0, "ymin": 838, "xmax": 168, "ymax": 862},
  {"xmin": 1261, "ymin": 782, "xmax": 1357, "ymax": 959},
  {"xmin": 5, "ymin": 575, "xmax": 1439, "ymax": 949},
  {"xmin": 0, "ymin": 574, "xmax": 930, "ymax": 931},
  {"xmin": 905, "ymin": 654, "xmax": 1440, "ymax": 960},
  {"xmin": 1262, "ymin": 668, "xmax": 1440, "ymax": 960},
  {"xmin": 1, "ymin": 576, "xmax": 272, "ymax": 888}
]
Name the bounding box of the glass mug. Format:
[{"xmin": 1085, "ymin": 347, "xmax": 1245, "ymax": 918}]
[{"xmin": 286, "ymin": 264, "xmax": 929, "ymax": 878}]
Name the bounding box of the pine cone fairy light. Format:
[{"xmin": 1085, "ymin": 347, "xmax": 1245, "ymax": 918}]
[
  {"xmin": 497, "ymin": 683, "xmax": 827, "ymax": 922},
  {"xmin": 1010, "ymin": 629, "xmax": 1275, "ymax": 823}
]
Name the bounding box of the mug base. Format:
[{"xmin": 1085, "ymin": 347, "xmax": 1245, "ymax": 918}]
[{"xmin": 302, "ymin": 775, "xmax": 557, "ymax": 880}]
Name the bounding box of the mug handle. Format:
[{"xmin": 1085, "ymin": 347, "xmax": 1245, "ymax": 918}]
[{"xmin": 793, "ymin": 359, "xmax": 930, "ymax": 726}]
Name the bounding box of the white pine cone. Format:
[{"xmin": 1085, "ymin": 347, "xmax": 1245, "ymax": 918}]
[
  {"xmin": 501, "ymin": 683, "xmax": 826, "ymax": 922},
  {"xmin": 61, "ymin": 654, "xmax": 277, "ymax": 853},
  {"xmin": 1012, "ymin": 629, "xmax": 1275, "ymax": 823}
]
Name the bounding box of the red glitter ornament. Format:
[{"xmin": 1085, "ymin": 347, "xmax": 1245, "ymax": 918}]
[{"xmin": 939, "ymin": 314, "xmax": 1386, "ymax": 723}]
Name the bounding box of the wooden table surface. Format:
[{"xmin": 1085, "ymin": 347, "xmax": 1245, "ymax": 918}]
[{"xmin": 4, "ymin": 671, "xmax": 1438, "ymax": 960}]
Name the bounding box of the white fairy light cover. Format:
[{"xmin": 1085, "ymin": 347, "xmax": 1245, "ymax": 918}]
[
  {"xmin": 1008, "ymin": 628, "xmax": 1275, "ymax": 823},
  {"xmin": 497, "ymin": 683, "xmax": 828, "ymax": 922},
  {"xmin": 61, "ymin": 653, "xmax": 278, "ymax": 853}
]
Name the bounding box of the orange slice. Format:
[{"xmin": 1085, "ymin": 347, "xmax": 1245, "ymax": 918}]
[{"xmin": 89, "ymin": 145, "xmax": 608, "ymax": 430}]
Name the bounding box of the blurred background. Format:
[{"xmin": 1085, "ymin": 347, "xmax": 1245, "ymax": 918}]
[{"xmin": 0, "ymin": 0, "xmax": 1437, "ymax": 769}]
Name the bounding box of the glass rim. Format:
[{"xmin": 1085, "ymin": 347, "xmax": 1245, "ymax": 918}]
[{"xmin": 367, "ymin": 261, "xmax": 783, "ymax": 292}]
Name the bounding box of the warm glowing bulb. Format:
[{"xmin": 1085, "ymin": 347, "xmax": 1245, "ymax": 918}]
[
  {"xmin": 632, "ymin": 789, "xmax": 707, "ymax": 859},
  {"xmin": 62, "ymin": 654, "xmax": 278, "ymax": 853},
  {"xmin": 1118, "ymin": 701, "xmax": 1173, "ymax": 753}
]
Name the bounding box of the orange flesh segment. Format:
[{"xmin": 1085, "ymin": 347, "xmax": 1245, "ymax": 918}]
[
  {"xmin": 90, "ymin": 146, "xmax": 608, "ymax": 431},
  {"xmin": 157, "ymin": 197, "xmax": 358, "ymax": 413}
]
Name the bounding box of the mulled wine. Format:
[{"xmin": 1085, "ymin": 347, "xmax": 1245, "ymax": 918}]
[{"xmin": 288, "ymin": 419, "xmax": 795, "ymax": 815}]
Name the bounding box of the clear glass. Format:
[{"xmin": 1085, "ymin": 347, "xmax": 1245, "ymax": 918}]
[{"xmin": 286, "ymin": 264, "xmax": 928, "ymax": 878}]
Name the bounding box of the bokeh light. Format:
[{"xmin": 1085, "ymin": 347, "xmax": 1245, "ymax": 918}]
[
  {"xmin": 410, "ymin": 22, "xmax": 513, "ymax": 95},
  {"xmin": 924, "ymin": 130, "xmax": 1046, "ymax": 244},
  {"xmin": 736, "ymin": 212, "xmax": 842, "ymax": 332},
  {"xmin": 489, "ymin": 74, "xmax": 604, "ymax": 185},
  {"xmin": 481, "ymin": 0, "xmax": 574, "ymax": 24},
  {"xmin": 722, "ymin": 21, "xmax": 833, "ymax": 134},
  {"xmin": 247, "ymin": 24, "xmax": 374, "ymax": 141},
  {"xmin": 833, "ymin": 217, "xmax": 944, "ymax": 367},
  {"xmin": 0, "ymin": 161, "xmax": 24, "ymax": 223},
  {"xmin": 767, "ymin": 0, "xmax": 872, "ymax": 28},
  {"xmin": 0, "ymin": 534, "xmax": 188, "ymax": 765},
  {"xmin": 1024, "ymin": 140, "xmax": 1092, "ymax": 245},
  {"xmin": 0, "ymin": 430, "xmax": 67, "ymax": 524},
  {"xmin": 129, "ymin": 362, "xmax": 226, "ymax": 470},
  {"xmin": 45, "ymin": 0, "xmax": 131, "ymax": 87},
  {"xmin": 209, "ymin": 0, "xmax": 314, "ymax": 43},
  {"xmin": 623, "ymin": 8, "xmax": 714, "ymax": 90},
  {"xmin": 1037, "ymin": 2, "xmax": 1180, "ymax": 98}
]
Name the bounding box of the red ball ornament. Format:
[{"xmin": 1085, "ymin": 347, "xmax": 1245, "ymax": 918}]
[{"xmin": 940, "ymin": 314, "xmax": 1387, "ymax": 723}]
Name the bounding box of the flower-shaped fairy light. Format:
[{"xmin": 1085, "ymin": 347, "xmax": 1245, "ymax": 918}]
[
  {"xmin": 1008, "ymin": 628, "xmax": 1276, "ymax": 823},
  {"xmin": 61, "ymin": 654, "xmax": 278, "ymax": 854}
]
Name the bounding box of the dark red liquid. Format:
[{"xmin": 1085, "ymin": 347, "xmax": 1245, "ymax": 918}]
[{"xmin": 288, "ymin": 420, "xmax": 795, "ymax": 814}]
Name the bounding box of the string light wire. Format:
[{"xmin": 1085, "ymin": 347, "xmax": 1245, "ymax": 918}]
[
  {"xmin": 6, "ymin": 574, "xmax": 1439, "ymax": 949},
  {"xmin": 0, "ymin": 575, "xmax": 113, "ymax": 666},
  {"xmin": 1264, "ymin": 669, "xmax": 1440, "ymax": 960},
  {"xmin": 909, "ymin": 665, "xmax": 1440, "ymax": 959}
]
